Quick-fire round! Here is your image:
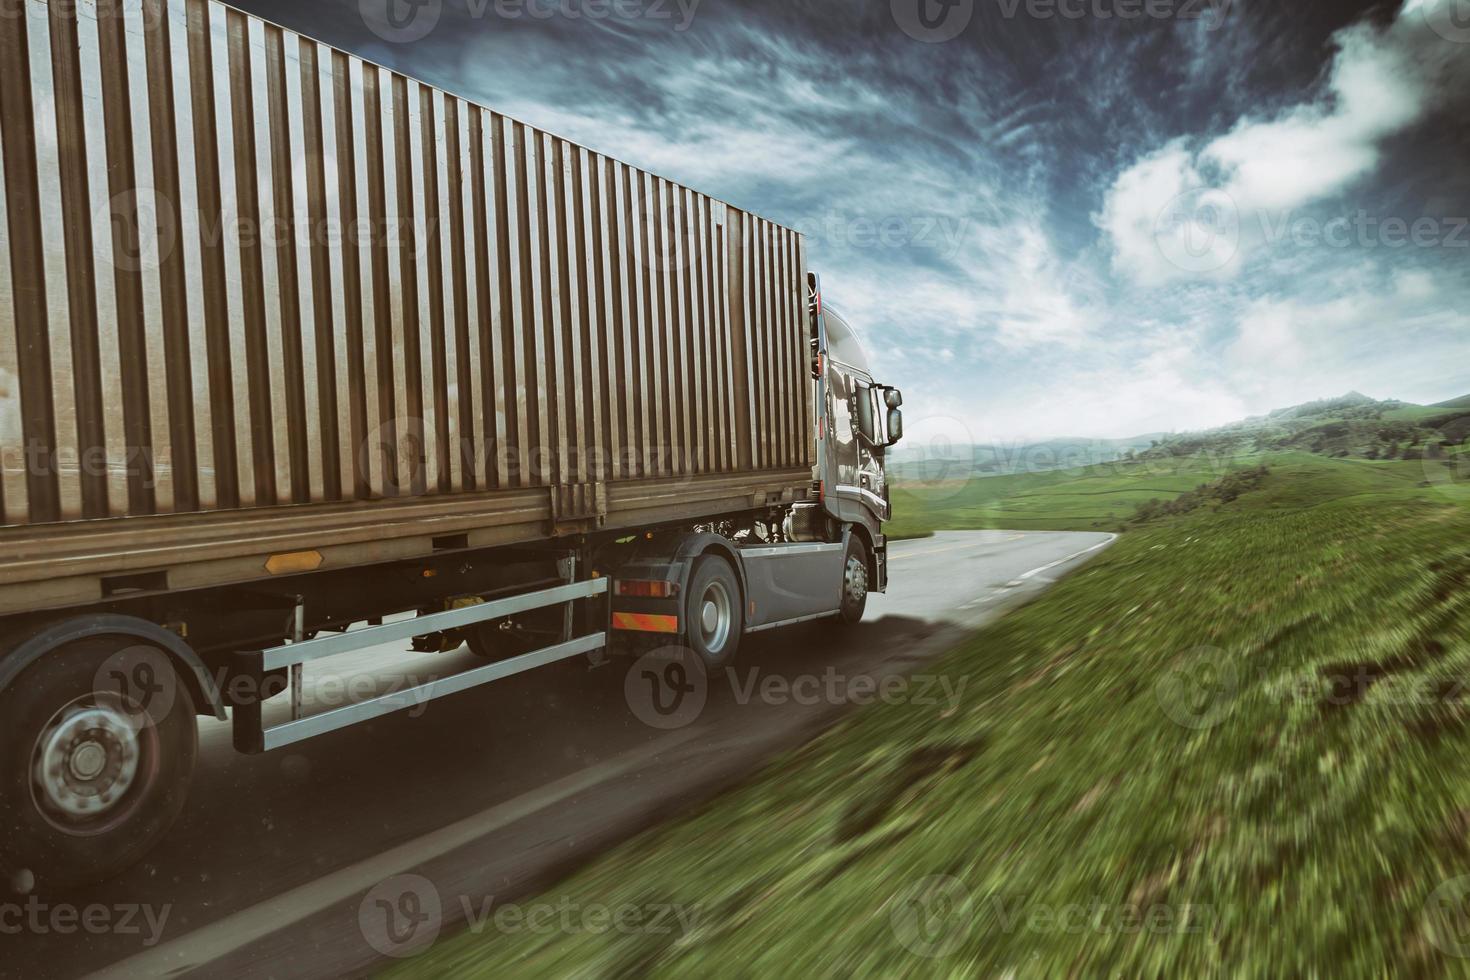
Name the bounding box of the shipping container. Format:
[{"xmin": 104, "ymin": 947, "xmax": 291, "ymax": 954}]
[
  {"xmin": 0, "ymin": 0, "xmax": 908, "ymax": 892},
  {"xmin": 0, "ymin": 0, "xmax": 813, "ymax": 615}
]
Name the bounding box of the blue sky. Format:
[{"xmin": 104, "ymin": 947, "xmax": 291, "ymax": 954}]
[{"xmin": 240, "ymin": 0, "xmax": 1470, "ymax": 444}]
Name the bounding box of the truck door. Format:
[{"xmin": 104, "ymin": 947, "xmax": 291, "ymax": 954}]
[
  {"xmin": 852, "ymin": 381, "xmax": 889, "ymax": 519},
  {"xmin": 828, "ymin": 367, "xmax": 859, "ymax": 491}
]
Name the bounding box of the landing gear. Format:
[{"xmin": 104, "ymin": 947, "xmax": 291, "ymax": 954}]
[{"xmin": 0, "ymin": 640, "xmax": 197, "ymax": 891}]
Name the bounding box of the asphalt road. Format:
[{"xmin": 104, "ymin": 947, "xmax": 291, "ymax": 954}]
[{"xmin": 3, "ymin": 530, "xmax": 1114, "ymax": 980}]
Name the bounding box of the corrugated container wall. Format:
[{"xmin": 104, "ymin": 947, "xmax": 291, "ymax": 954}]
[{"xmin": 0, "ymin": 0, "xmax": 813, "ymax": 528}]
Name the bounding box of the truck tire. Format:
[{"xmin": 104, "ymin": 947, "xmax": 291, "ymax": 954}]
[
  {"xmin": 0, "ymin": 639, "xmax": 198, "ymax": 892},
  {"xmin": 837, "ymin": 537, "xmax": 870, "ymax": 626},
  {"xmin": 684, "ymin": 556, "xmax": 743, "ymax": 668}
]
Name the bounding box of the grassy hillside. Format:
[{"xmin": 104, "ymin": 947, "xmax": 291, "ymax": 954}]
[
  {"xmin": 887, "ymin": 392, "xmax": 1470, "ymax": 540},
  {"xmin": 391, "ymin": 450, "xmax": 1470, "ymax": 977}
]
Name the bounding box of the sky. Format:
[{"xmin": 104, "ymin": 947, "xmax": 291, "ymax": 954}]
[{"xmin": 237, "ymin": 0, "xmax": 1470, "ymax": 445}]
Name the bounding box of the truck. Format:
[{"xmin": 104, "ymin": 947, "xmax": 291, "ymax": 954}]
[{"xmin": 0, "ymin": 0, "xmax": 905, "ymax": 890}]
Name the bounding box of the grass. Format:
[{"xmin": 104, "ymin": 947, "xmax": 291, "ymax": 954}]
[
  {"xmin": 885, "ymin": 450, "xmax": 1458, "ymax": 539},
  {"xmin": 388, "ymin": 454, "xmax": 1470, "ymax": 977},
  {"xmin": 884, "ymin": 454, "xmax": 1245, "ymax": 540}
]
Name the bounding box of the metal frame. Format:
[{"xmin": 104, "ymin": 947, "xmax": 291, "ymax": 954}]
[{"xmin": 232, "ymin": 574, "xmax": 608, "ymax": 753}]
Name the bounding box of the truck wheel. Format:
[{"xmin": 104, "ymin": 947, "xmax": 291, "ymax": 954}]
[
  {"xmin": 837, "ymin": 537, "xmax": 870, "ymax": 626},
  {"xmin": 685, "ymin": 556, "xmax": 743, "ymax": 667},
  {"xmin": 0, "ymin": 639, "xmax": 198, "ymax": 891}
]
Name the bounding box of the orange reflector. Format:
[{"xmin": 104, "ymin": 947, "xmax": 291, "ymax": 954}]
[
  {"xmin": 612, "ymin": 613, "xmax": 680, "ymax": 634},
  {"xmin": 265, "ymin": 551, "xmax": 323, "ymax": 575},
  {"xmin": 616, "ymin": 579, "xmax": 677, "ymax": 598}
]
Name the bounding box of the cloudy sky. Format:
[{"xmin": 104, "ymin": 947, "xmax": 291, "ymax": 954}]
[{"xmin": 238, "ymin": 0, "xmax": 1470, "ymax": 444}]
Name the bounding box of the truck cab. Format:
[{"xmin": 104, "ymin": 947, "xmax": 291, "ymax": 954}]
[{"xmin": 808, "ymin": 276, "xmax": 905, "ymax": 593}]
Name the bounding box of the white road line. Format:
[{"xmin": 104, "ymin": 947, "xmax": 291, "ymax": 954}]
[
  {"xmin": 88, "ymin": 730, "xmax": 701, "ymax": 980},
  {"xmin": 1016, "ymin": 535, "xmax": 1117, "ymax": 582}
]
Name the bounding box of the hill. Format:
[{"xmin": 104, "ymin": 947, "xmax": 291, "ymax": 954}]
[
  {"xmin": 397, "ymin": 411, "xmax": 1470, "ymax": 977},
  {"xmin": 886, "ymin": 392, "xmax": 1470, "ymax": 540},
  {"xmin": 888, "ymin": 435, "xmax": 1164, "ymax": 482},
  {"xmin": 1134, "ymin": 393, "xmax": 1470, "ymax": 463}
]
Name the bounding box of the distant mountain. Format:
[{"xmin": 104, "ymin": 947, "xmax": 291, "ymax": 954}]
[
  {"xmin": 1136, "ymin": 393, "xmax": 1470, "ymax": 462},
  {"xmin": 889, "ymin": 434, "xmax": 1163, "ymax": 481},
  {"xmin": 891, "ymin": 394, "xmax": 1470, "ymax": 484}
]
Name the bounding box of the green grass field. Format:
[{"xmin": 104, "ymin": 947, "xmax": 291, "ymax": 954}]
[
  {"xmin": 389, "ymin": 455, "xmax": 1470, "ymax": 977},
  {"xmin": 886, "ymin": 450, "xmax": 1458, "ymax": 539}
]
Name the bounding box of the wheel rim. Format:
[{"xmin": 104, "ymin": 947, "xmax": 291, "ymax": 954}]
[
  {"xmin": 30, "ymin": 694, "xmax": 153, "ymax": 835},
  {"xmin": 844, "ymin": 556, "xmax": 869, "ymax": 608},
  {"xmin": 699, "ymin": 580, "xmax": 734, "ymax": 655}
]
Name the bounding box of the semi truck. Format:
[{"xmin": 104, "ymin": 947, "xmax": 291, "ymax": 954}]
[{"xmin": 0, "ymin": 0, "xmax": 905, "ymax": 890}]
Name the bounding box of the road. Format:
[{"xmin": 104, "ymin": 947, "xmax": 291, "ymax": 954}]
[{"xmin": 3, "ymin": 530, "xmax": 1114, "ymax": 980}]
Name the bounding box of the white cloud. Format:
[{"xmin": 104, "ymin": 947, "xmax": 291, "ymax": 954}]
[
  {"xmin": 1099, "ymin": 0, "xmax": 1459, "ymax": 286},
  {"xmin": 991, "ymin": 227, "xmax": 1095, "ymax": 351}
]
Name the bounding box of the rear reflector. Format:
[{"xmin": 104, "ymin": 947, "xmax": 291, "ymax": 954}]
[
  {"xmin": 616, "ymin": 579, "xmax": 677, "ymax": 598},
  {"xmin": 612, "ymin": 613, "xmax": 680, "ymax": 634}
]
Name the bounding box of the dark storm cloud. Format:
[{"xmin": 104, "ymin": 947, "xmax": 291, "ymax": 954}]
[{"xmin": 233, "ymin": 0, "xmax": 1470, "ymax": 440}]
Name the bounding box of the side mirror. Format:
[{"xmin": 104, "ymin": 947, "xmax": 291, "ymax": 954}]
[
  {"xmin": 884, "ymin": 388, "xmax": 904, "ymax": 410},
  {"xmin": 886, "ymin": 409, "xmax": 903, "ymax": 446}
]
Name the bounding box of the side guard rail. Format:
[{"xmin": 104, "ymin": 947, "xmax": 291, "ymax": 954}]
[{"xmin": 233, "ymin": 577, "xmax": 608, "ymax": 753}]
